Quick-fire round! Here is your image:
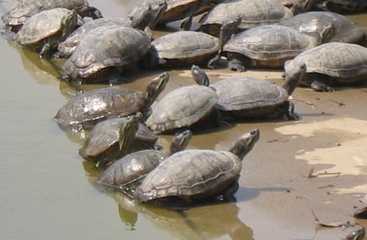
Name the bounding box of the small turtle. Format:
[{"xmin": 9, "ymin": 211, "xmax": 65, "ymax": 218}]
[
  {"xmin": 317, "ymin": 0, "xmax": 367, "ymax": 14},
  {"xmin": 135, "ymin": 129, "xmax": 259, "ymax": 203},
  {"xmin": 281, "ymin": 11, "xmax": 366, "ymax": 45},
  {"xmin": 97, "ymin": 130, "xmax": 192, "ymax": 194},
  {"xmin": 61, "ymin": 26, "xmax": 152, "ymax": 82},
  {"xmin": 146, "ymin": 31, "xmax": 219, "ymax": 67},
  {"xmin": 284, "ymin": 42, "xmax": 367, "ymax": 92},
  {"xmin": 55, "ymin": 72, "xmax": 169, "ymax": 131},
  {"xmin": 2, "ymin": 0, "xmax": 102, "ymax": 32},
  {"xmin": 209, "ymin": 22, "xmax": 323, "ymax": 71},
  {"xmin": 194, "ymin": 65, "xmax": 306, "ymax": 120},
  {"xmin": 146, "ymin": 65, "xmax": 218, "ymax": 133},
  {"xmin": 16, "ymin": 8, "xmax": 78, "ymax": 57},
  {"xmin": 57, "ymin": 1, "xmax": 167, "ymax": 58},
  {"xmin": 200, "ymin": 0, "xmax": 293, "ymax": 37},
  {"xmin": 79, "ymin": 114, "xmax": 159, "ymax": 164}
]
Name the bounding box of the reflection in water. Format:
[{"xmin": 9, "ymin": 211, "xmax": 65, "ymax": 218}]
[{"xmin": 114, "ymin": 193, "xmax": 254, "ymax": 240}]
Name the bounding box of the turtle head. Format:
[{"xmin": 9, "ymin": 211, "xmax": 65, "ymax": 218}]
[
  {"xmin": 229, "ymin": 129, "xmax": 260, "ymax": 160},
  {"xmin": 79, "ymin": 6, "xmax": 103, "ymax": 19},
  {"xmin": 145, "ymin": 72, "xmax": 169, "ymax": 107},
  {"xmin": 283, "ymin": 62, "xmax": 307, "ymax": 96},
  {"xmin": 129, "ymin": 0, "xmax": 167, "ymax": 30},
  {"xmin": 118, "ymin": 116, "xmax": 140, "ymax": 155},
  {"xmin": 219, "ymin": 17, "xmax": 241, "ymax": 47},
  {"xmin": 170, "ymin": 130, "xmax": 192, "ymax": 155},
  {"xmin": 191, "ymin": 65, "xmax": 210, "ymax": 86}
]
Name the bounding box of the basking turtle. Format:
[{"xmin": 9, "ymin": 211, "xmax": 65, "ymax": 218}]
[
  {"xmin": 135, "ymin": 129, "xmax": 260, "ymax": 203},
  {"xmin": 16, "ymin": 8, "xmax": 78, "ymax": 57},
  {"xmin": 57, "ymin": 1, "xmax": 167, "ymax": 58},
  {"xmin": 281, "ymin": 11, "xmax": 366, "ymax": 45},
  {"xmin": 317, "ymin": 0, "xmax": 367, "ymax": 14},
  {"xmin": 284, "ymin": 42, "xmax": 367, "ymax": 92},
  {"xmin": 146, "ymin": 65, "xmax": 218, "ymax": 133},
  {"xmin": 62, "ymin": 26, "xmax": 152, "ymax": 82},
  {"xmin": 200, "ymin": 0, "xmax": 293, "ymax": 37},
  {"xmin": 97, "ymin": 130, "xmax": 192, "ymax": 194},
  {"xmin": 55, "ymin": 72, "xmax": 169, "ymax": 131},
  {"xmin": 209, "ymin": 23, "xmax": 321, "ymax": 71},
  {"xmin": 147, "ymin": 31, "xmax": 219, "ymax": 67},
  {"xmin": 194, "ymin": 65, "xmax": 306, "ymax": 120},
  {"xmin": 79, "ymin": 114, "xmax": 159, "ymax": 164},
  {"xmin": 2, "ymin": 0, "xmax": 101, "ymax": 32}
]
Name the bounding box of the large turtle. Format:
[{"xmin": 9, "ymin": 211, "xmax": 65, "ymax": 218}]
[
  {"xmin": 79, "ymin": 114, "xmax": 159, "ymax": 165},
  {"xmin": 62, "ymin": 26, "xmax": 152, "ymax": 82},
  {"xmin": 55, "ymin": 72, "xmax": 169, "ymax": 131},
  {"xmin": 284, "ymin": 42, "xmax": 367, "ymax": 92},
  {"xmin": 16, "ymin": 8, "xmax": 78, "ymax": 57},
  {"xmin": 146, "ymin": 31, "xmax": 219, "ymax": 67},
  {"xmin": 280, "ymin": 11, "xmax": 366, "ymax": 45},
  {"xmin": 135, "ymin": 129, "xmax": 260, "ymax": 203},
  {"xmin": 317, "ymin": 0, "xmax": 367, "ymax": 14},
  {"xmin": 97, "ymin": 130, "xmax": 192, "ymax": 194},
  {"xmin": 209, "ymin": 23, "xmax": 322, "ymax": 71},
  {"xmin": 146, "ymin": 65, "xmax": 218, "ymax": 133},
  {"xmin": 194, "ymin": 65, "xmax": 306, "ymax": 120},
  {"xmin": 200, "ymin": 0, "xmax": 293, "ymax": 37},
  {"xmin": 57, "ymin": 1, "xmax": 167, "ymax": 58},
  {"xmin": 2, "ymin": 0, "xmax": 101, "ymax": 32}
]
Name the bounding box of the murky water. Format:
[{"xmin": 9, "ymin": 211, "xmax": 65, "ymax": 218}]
[{"xmin": 1, "ymin": 1, "xmax": 367, "ymax": 240}]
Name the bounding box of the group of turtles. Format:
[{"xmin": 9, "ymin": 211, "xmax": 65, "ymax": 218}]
[{"xmin": 2, "ymin": 0, "xmax": 367, "ymax": 228}]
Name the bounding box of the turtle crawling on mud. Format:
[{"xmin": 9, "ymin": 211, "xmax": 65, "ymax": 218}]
[
  {"xmin": 135, "ymin": 129, "xmax": 260, "ymax": 203},
  {"xmin": 16, "ymin": 8, "xmax": 78, "ymax": 57},
  {"xmin": 97, "ymin": 130, "xmax": 192, "ymax": 194},
  {"xmin": 57, "ymin": 0, "xmax": 167, "ymax": 58},
  {"xmin": 2, "ymin": 0, "xmax": 102, "ymax": 32},
  {"xmin": 55, "ymin": 72, "xmax": 169, "ymax": 131},
  {"xmin": 284, "ymin": 42, "xmax": 367, "ymax": 92}
]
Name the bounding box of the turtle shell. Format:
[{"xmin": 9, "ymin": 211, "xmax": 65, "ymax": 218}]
[
  {"xmin": 280, "ymin": 11, "xmax": 365, "ymax": 44},
  {"xmin": 201, "ymin": 0, "xmax": 292, "ymax": 36},
  {"xmin": 212, "ymin": 77, "xmax": 289, "ymax": 112},
  {"xmin": 223, "ymin": 25, "xmax": 314, "ymax": 66},
  {"xmin": 54, "ymin": 87, "xmax": 146, "ymax": 131},
  {"xmin": 79, "ymin": 118, "xmax": 157, "ymax": 162},
  {"xmin": 2, "ymin": 0, "xmax": 89, "ymax": 29},
  {"xmin": 135, "ymin": 149, "xmax": 242, "ymax": 202},
  {"xmin": 16, "ymin": 8, "xmax": 77, "ymax": 47},
  {"xmin": 97, "ymin": 150, "xmax": 166, "ymax": 189},
  {"xmin": 285, "ymin": 42, "xmax": 367, "ymax": 83},
  {"xmin": 152, "ymin": 31, "xmax": 219, "ymax": 66},
  {"xmin": 324, "ymin": 0, "xmax": 367, "ymax": 14},
  {"xmin": 58, "ymin": 18, "xmax": 131, "ymax": 57},
  {"xmin": 62, "ymin": 26, "xmax": 151, "ymax": 80},
  {"xmin": 146, "ymin": 85, "xmax": 218, "ymax": 132}
]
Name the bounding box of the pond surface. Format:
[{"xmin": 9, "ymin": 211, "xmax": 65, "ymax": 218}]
[{"xmin": 1, "ymin": 1, "xmax": 367, "ymax": 240}]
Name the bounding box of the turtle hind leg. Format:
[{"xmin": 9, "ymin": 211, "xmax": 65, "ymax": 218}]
[{"xmin": 222, "ymin": 182, "xmax": 239, "ymax": 202}]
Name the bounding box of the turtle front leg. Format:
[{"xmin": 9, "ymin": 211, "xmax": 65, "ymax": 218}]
[
  {"xmin": 285, "ymin": 102, "xmax": 300, "ymax": 121},
  {"xmin": 222, "ymin": 182, "xmax": 239, "ymax": 202},
  {"xmin": 40, "ymin": 43, "xmax": 53, "ymax": 58},
  {"xmin": 229, "ymin": 58, "xmax": 246, "ymax": 72},
  {"xmin": 207, "ymin": 54, "xmax": 222, "ymax": 69},
  {"xmin": 311, "ymin": 80, "xmax": 334, "ymax": 92},
  {"xmin": 180, "ymin": 15, "xmax": 193, "ymax": 31}
]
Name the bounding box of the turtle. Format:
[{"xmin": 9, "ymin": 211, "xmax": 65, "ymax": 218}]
[
  {"xmin": 61, "ymin": 25, "xmax": 152, "ymax": 82},
  {"xmin": 97, "ymin": 130, "xmax": 192, "ymax": 195},
  {"xmin": 194, "ymin": 65, "xmax": 306, "ymax": 120},
  {"xmin": 146, "ymin": 31, "xmax": 219, "ymax": 67},
  {"xmin": 280, "ymin": 11, "xmax": 366, "ymax": 45},
  {"xmin": 57, "ymin": 1, "xmax": 167, "ymax": 58},
  {"xmin": 79, "ymin": 114, "xmax": 160, "ymax": 165},
  {"xmin": 145, "ymin": 65, "xmax": 218, "ymax": 133},
  {"xmin": 54, "ymin": 72, "xmax": 169, "ymax": 131},
  {"xmin": 2, "ymin": 0, "xmax": 102, "ymax": 32},
  {"xmin": 134, "ymin": 129, "xmax": 260, "ymax": 203},
  {"xmin": 317, "ymin": 0, "xmax": 367, "ymax": 14},
  {"xmin": 284, "ymin": 42, "xmax": 367, "ymax": 92},
  {"xmin": 199, "ymin": 0, "xmax": 293, "ymax": 37},
  {"xmin": 208, "ymin": 22, "xmax": 323, "ymax": 71},
  {"xmin": 15, "ymin": 8, "xmax": 78, "ymax": 57}
]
